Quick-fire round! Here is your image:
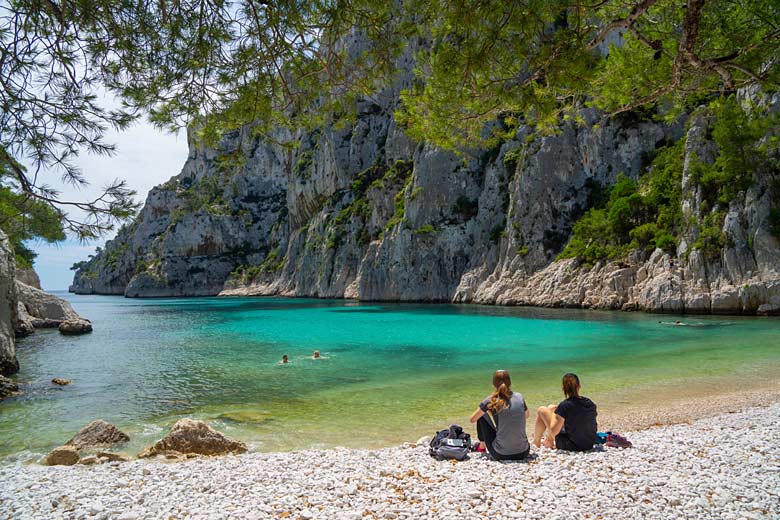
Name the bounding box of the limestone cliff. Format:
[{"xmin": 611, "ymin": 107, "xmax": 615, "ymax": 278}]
[
  {"xmin": 0, "ymin": 231, "xmax": 19, "ymax": 375},
  {"xmin": 69, "ymin": 86, "xmax": 780, "ymax": 314}
]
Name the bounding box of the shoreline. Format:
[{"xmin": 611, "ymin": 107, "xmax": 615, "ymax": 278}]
[
  {"xmin": 64, "ymin": 289, "xmax": 780, "ymax": 317},
  {"xmin": 580, "ymin": 379, "xmax": 780, "ymax": 433},
  {"xmin": 2, "ymin": 380, "xmax": 779, "ymax": 464},
  {"xmin": 2, "ymin": 401, "xmax": 779, "ymax": 519}
]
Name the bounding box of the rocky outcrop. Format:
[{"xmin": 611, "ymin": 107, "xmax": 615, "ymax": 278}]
[
  {"xmin": 0, "ymin": 231, "xmax": 19, "ymax": 375},
  {"xmin": 14, "ymin": 280, "xmax": 92, "ymax": 336},
  {"xmin": 41, "ymin": 420, "xmax": 131, "ymax": 465},
  {"xmin": 138, "ymin": 418, "xmax": 247, "ymax": 458},
  {"xmin": 58, "ymin": 318, "xmax": 92, "ymax": 335},
  {"xmin": 43, "ymin": 445, "xmax": 80, "ymax": 466},
  {"xmin": 66, "ymin": 420, "xmax": 130, "ymax": 449},
  {"xmin": 69, "ymin": 124, "xmax": 288, "ymax": 298},
  {"xmin": 0, "ymin": 374, "xmax": 19, "ymax": 400},
  {"xmin": 69, "ymin": 38, "xmax": 780, "ymax": 314},
  {"xmin": 15, "ymin": 281, "xmax": 79, "ymax": 327}
]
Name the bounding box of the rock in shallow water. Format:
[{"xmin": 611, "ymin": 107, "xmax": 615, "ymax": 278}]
[
  {"xmin": 51, "ymin": 378, "xmax": 71, "ymax": 386},
  {"xmin": 58, "ymin": 318, "xmax": 93, "ymax": 335},
  {"xmin": 138, "ymin": 418, "xmax": 247, "ymax": 458},
  {"xmin": 0, "ymin": 375, "xmax": 19, "ymax": 400},
  {"xmin": 66, "ymin": 419, "xmax": 130, "ymax": 449},
  {"xmin": 43, "ymin": 446, "xmax": 80, "ymax": 466},
  {"xmin": 217, "ymin": 411, "xmax": 272, "ymax": 424}
]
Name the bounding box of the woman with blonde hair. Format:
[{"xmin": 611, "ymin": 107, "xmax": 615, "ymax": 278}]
[{"xmin": 469, "ymin": 370, "xmax": 530, "ymax": 460}]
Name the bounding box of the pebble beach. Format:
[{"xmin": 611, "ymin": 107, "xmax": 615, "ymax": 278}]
[{"xmin": 2, "ymin": 402, "xmax": 779, "ymax": 520}]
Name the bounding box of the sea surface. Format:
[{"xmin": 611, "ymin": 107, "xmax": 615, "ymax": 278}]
[{"xmin": 2, "ymin": 293, "xmax": 779, "ymax": 460}]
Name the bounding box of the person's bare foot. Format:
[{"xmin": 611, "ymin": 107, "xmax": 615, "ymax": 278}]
[{"xmin": 542, "ymin": 437, "xmax": 555, "ymax": 449}]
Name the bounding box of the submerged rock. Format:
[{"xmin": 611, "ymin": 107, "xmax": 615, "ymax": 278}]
[
  {"xmin": 95, "ymin": 451, "xmax": 131, "ymax": 462},
  {"xmin": 217, "ymin": 411, "xmax": 272, "ymax": 424},
  {"xmin": 44, "ymin": 446, "xmax": 80, "ymax": 466},
  {"xmin": 0, "ymin": 375, "xmax": 19, "ymax": 400},
  {"xmin": 138, "ymin": 418, "xmax": 247, "ymax": 458},
  {"xmin": 58, "ymin": 318, "xmax": 93, "ymax": 335},
  {"xmin": 51, "ymin": 378, "xmax": 71, "ymax": 386},
  {"xmin": 66, "ymin": 420, "xmax": 130, "ymax": 449}
]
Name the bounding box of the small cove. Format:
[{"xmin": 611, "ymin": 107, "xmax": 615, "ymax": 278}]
[{"xmin": 2, "ymin": 293, "xmax": 779, "ymax": 460}]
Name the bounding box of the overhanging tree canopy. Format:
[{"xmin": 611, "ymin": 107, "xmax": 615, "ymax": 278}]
[{"xmin": 1, "ymin": 0, "xmax": 778, "ymax": 242}]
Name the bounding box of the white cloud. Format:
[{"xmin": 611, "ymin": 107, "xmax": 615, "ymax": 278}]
[{"xmin": 27, "ymin": 101, "xmax": 190, "ymax": 290}]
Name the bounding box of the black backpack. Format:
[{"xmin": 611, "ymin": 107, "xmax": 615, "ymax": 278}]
[{"xmin": 429, "ymin": 424, "xmax": 471, "ymax": 461}]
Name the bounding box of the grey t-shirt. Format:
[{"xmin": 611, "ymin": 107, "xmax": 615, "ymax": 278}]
[{"xmin": 480, "ymin": 392, "xmax": 530, "ymax": 455}]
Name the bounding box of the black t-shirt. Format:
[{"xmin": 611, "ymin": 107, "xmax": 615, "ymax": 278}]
[{"xmin": 555, "ymin": 396, "xmax": 598, "ymax": 450}]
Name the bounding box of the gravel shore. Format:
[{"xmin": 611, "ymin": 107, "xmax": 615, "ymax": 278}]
[{"xmin": 2, "ymin": 403, "xmax": 779, "ymax": 520}]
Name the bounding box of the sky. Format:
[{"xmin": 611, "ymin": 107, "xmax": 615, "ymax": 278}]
[{"xmin": 29, "ymin": 118, "xmax": 189, "ymax": 291}]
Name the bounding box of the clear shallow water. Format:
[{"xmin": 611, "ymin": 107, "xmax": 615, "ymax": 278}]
[{"xmin": 2, "ymin": 294, "xmax": 779, "ymax": 459}]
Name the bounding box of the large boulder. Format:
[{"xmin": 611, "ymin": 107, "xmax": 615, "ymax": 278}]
[
  {"xmin": 43, "ymin": 445, "xmax": 80, "ymax": 466},
  {"xmin": 66, "ymin": 420, "xmax": 130, "ymax": 449},
  {"xmin": 15, "ymin": 281, "xmax": 79, "ymax": 328},
  {"xmin": 138, "ymin": 418, "xmax": 247, "ymax": 458},
  {"xmin": 58, "ymin": 318, "xmax": 93, "ymax": 335},
  {"xmin": 0, "ymin": 231, "xmax": 19, "ymax": 375},
  {"xmin": 0, "ymin": 375, "xmax": 19, "ymax": 400}
]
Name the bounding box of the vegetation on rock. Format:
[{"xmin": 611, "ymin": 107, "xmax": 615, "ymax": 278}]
[
  {"xmin": 560, "ymin": 96, "xmax": 780, "ymax": 266},
  {"xmin": 2, "ymin": 0, "xmax": 776, "ymax": 242}
]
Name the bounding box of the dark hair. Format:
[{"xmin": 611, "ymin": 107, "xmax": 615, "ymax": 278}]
[
  {"xmin": 562, "ymin": 373, "xmax": 580, "ymax": 399},
  {"xmin": 488, "ymin": 370, "xmax": 512, "ymax": 413}
]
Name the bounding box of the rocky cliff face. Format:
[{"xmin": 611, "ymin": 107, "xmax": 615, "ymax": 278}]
[
  {"xmin": 70, "ymin": 81, "xmax": 780, "ymax": 314},
  {"xmin": 69, "ymin": 124, "xmax": 288, "ymax": 297},
  {"xmin": 0, "ymin": 231, "xmax": 19, "ymax": 375}
]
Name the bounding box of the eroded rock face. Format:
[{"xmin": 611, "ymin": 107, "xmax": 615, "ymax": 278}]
[
  {"xmin": 16, "ymin": 282, "xmax": 79, "ymax": 326},
  {"xmin": 138, "ymin": 418, "xmax": 247, "ymax": 458},
  {"xmin": 14, "ymin": 267, "xmax": 41, "ymax": 289},
  {"xmin": 13, "ymin": 281, "xmax": 92, "ymax": 336},
  {"xmin": 66, "ymin": 420, "xmax": 130, "ymax": 449},
  {"xmin": 14, "ymin": 302, "xmax": 35, "ymax": 337},
  {"xmin": 43, "ymin": 445, "xmax": 80, "ymax": 466},
  {"xmin": 0, "ymin": 231, "xmax": 19, "ymax": 375},
  {"xmin": 69, "ymin": 60, "xmax": 780, "ymax": 315}
]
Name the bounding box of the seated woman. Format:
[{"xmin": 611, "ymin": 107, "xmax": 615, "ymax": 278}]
[
  {"xmin": 533, "ymin": 373, "xmax": 597, "ymax": 451},
  {"xmin": 469, "ymin": 370, "xmax": 530, "ymax": 460}
]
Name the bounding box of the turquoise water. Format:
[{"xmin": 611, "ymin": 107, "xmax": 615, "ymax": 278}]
[{"xmin": 2, "ymin": 294, "xmax": 779, "ymax": 459}]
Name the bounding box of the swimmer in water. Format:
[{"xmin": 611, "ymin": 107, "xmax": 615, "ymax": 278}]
[
  {"xmin": 313, "ymin": 350, "xmax": 321, "ymax": 359},
  {"xmin": 281, "ymin": 354, "xmax": 289, "ymax": 364}
]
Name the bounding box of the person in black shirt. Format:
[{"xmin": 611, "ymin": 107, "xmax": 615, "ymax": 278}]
[{"xmin": 532, "ymin": 373, "xmax": 597, "ymax": 451}]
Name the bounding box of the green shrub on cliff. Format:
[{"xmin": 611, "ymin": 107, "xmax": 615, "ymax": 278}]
[
  {"xmin": 560, "ymin": 97, "xmax": 779, "ymax": 266},
  {"xmin": 689, "ymin": 96, "xmax": 780, "ymax": 209},
  {"xmin": 559, "ymin": 140, "xmax": 684, "ymax": 265}
]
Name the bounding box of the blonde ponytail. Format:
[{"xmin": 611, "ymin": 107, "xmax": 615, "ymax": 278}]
[{"xmin": 487, "ymin": 370, "xmax": 512, "ymax": 414}]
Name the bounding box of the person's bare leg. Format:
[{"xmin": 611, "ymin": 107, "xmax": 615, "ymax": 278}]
[
  {"xmin": 533, "ymin": 405, "xmax": 555, "ymax": 448},
  {"xmin": 542, "ymin": 405, "xmax": 558, "ymax": 448}
]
